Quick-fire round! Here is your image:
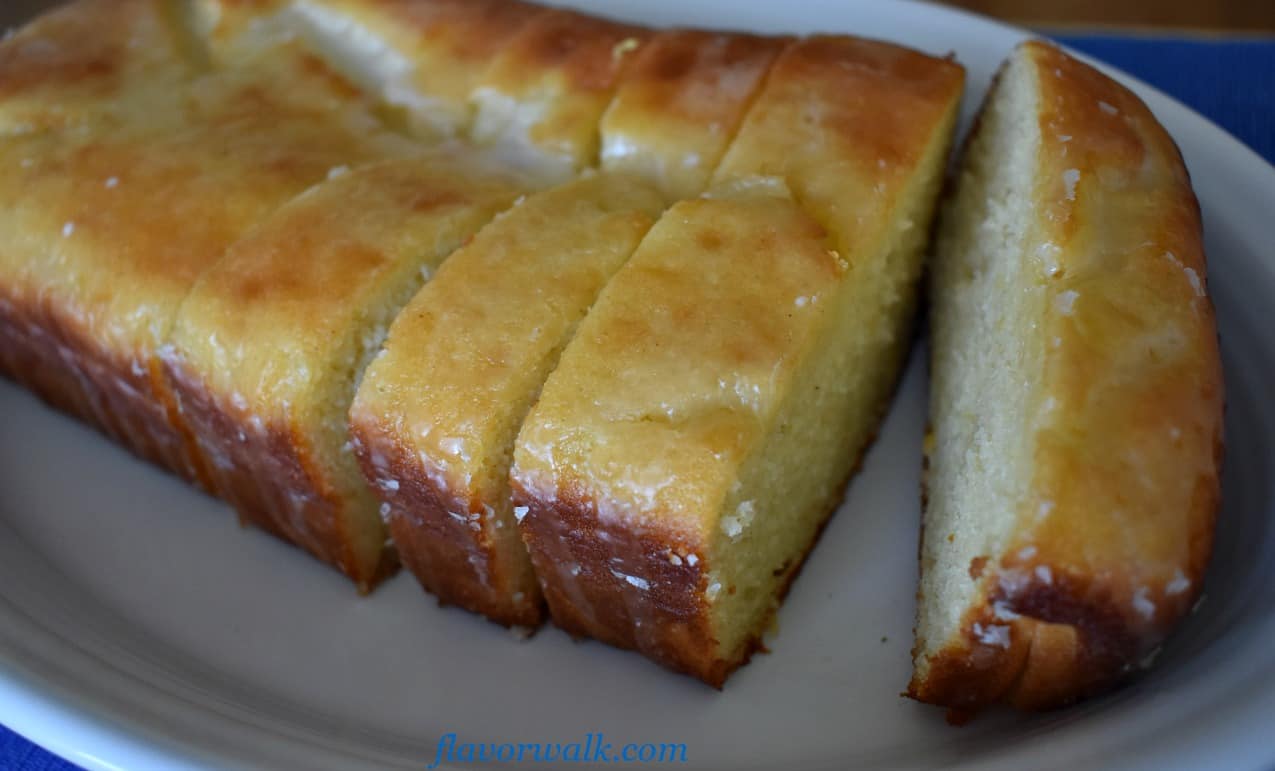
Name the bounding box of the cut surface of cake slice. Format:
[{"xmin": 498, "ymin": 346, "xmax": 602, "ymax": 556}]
[
  {"xmin": 0, "ymin": 0, "xmax": 414, "ymax": 485},
  {"xmin": 164, "ymin": 154, "xmax": 525, "ymax": 590},
  {"xmin": 349, "ymin": 172, "xmax": 665, "ymax": 624},
  {"xmin": 911, "ymin": 41, "xmax": 1223, "ymax": 711},
  {"xmin": 598, "ymin": 29, "xmax": 785, "ymax": 201},
  {"xmin": 509, "ymin": 35, "xmax": 964, "ymax": 686},
  {"xmin": 468, "ymin": 6, "xmax": 648, "ymax": 182}
]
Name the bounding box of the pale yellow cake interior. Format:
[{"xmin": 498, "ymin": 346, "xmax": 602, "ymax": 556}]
[{"xmin": 914, "ymin": 51, "xmax": 1046, "ymax": 674}]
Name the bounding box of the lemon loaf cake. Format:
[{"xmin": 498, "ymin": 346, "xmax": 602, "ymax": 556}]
[
  {"xmin": 598, "ymin": 30, "xmax": 786, "ymax": 201},
  {"xmin": 350, "ymin": 173, "xmax": 664, "ymax": 623},
  {"xmin": 0, "ymin": 0, "xmax": 412, "ymax": 486},
  {"xmin": 164, "ymin": 155, "xmax": 525, "ymax": 590},
  {"xmin": 910, "ymin": 41, "xmax": 1223, "ymax": 711},
  {"xmin": 510, "ymin": 36, "xmax": 963, "ymax": 685}
]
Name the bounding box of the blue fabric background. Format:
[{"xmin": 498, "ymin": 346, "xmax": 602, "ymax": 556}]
[
  {"xmin": 1054, "ymin": 35, "xmax": 1274, "ymax": 163},
  {"xmin": 1, "ymin": 33, "xmax": 1272, "ymax": 771}
]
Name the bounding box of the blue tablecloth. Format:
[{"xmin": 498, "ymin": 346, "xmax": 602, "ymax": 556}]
[
  {"xmin": 2, "ymin": 31, "xmax": 1273, "ymax": 771},
  {"xmin": 1055, "ymin": 34, "xmax": 1274, "ymax": 164}
]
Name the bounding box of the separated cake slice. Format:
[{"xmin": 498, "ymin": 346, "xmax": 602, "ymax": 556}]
[
  {"xmin": 468, "ymin": 6, "xmax": 648, "ymax": 182},
  {"xmin": 911, "ymin": 41, "xmax": 1223, "ymax": 711},
  {"xmin": 598, "ymin": 29, "xmax": 786, "ymax": 201},
  {"xmin": 510, "ymin": 36, "xmax": 963, "ymax": 686},
  {"xmin": 0, "ymin": 0, "xmax": 413, "ymax": 485},
  {"xmin": 349, "ymin": 173, "xmax": 665, "ymax": 625},
  {"xmin": 163, "ymin": 155, "xmax": 525, "ymax": 590}
]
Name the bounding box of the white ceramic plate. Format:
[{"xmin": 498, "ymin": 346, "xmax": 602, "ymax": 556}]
[{"xmin": 2, "ymin": 2, "xmax": 1273, "ymax": 769}]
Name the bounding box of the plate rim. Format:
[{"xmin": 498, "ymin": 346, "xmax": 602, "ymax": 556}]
[{"xmin": 1, "ymin": 1, "xmax": 1273, "ymax": 769}]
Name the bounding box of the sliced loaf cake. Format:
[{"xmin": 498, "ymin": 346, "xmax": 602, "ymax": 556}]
[{"xmin": 911, "ymin": 41, "xmax": 1223, "ymax": 711}]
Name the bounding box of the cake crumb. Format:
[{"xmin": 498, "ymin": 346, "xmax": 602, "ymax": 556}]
[
  {"xmin": 1132, "ymin": 586, "xmax": 1156, "ymax": 619},
  {"xmin": 1054, "ymin": 290, "xmax": 1078, "ymax": 315},
  {"xmin": 1166, "ymin": 569, "xmax": 1191, "ymax": 595},
  {"xmin": 612, "ymin": 37, "xmax": 640, "ymax": 60},
  {"xmin": 1061, "ymin": 168, "xmax": 1080, "ymax": 200}
]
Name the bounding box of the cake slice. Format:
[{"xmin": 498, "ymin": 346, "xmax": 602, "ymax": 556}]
[
  {"xmin": 598, "ymin": 29, "xmax": 785, "ymax": 201},
  {"xmin": 468, "ymin": 6, "xmax": 648, "ymax": 182},
  {"xmin": 349, "ymin": 172, "xmax": 665, "ymax": 624},
  {"xmin": 164, "ymin": 155, "xmax": 525, "ymax": 590},
  {"xmin": 509, "ymin": 188, "xmax": 857, "ymax": 684},
  {"xmin": 910, "ymin": 41, "xmax": 1223, "ymax": 711},
  {"xmin": 0, "ymin": 0, "xmax": 413, "ymax": 485},
  {"xmin": 510, "ymin": 35, "xmax": 963, "ymax": 685}
]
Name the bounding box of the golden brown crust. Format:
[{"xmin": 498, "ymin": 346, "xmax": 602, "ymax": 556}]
[
  {"xmin": 714, "ymin": 35, "xmax": 965, "ymax": 256},
  {"xmin": 910, "ymin": 41, "xmax": 1223, "ymax": 711},
  {"xmin": 511, "ymin": 477, "xmax": 723, "ymax": 684},
  {"xmin": 514, "ymin": 363, "xmax": 901, "ymax": 687},
  {"xmin": 599, "ymin": 29, "xmax": 786, "ymax": 199},
  {"xmin": 163, "ymin": 359, "xmax": 399, "ymax": 590},
  {"xmin": 469, "ymin": 6, "xmax": 649, "ymax": 177},
  {"xmin": 0, "ymin": 0, "xmax": 193, "ymax": 134},
  {"xmin": 0, "ymin": 287, "xmax": 200, "ymax": 481},
  {"xmin": 352, "ymin": 417, "xmax": 541, "ymax": 626}
]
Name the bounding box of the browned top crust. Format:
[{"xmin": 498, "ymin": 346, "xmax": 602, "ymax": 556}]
[
  {"xmin": 714, "ymin": 35, "xmax": 965, "ymax": 257},
  {"xmin": 0, "ymin": 0, "xmax": 192, "ymax": 134},
  {"xmin": 469, "ymin": 6, "xmax": 649, "ymax": 178},
  {"xmin": 909, "ymin": 41, "xmax": 1224, "ymax": 711},
  {"xmin": 599, "ymin": 29, "xmax": 786, "ymax": 200},
  {"xmin": 230, "ymin": 0, "xmax": 549, "ymax": 138},
  {"xmin": 0, "ymin": 0, "xmax": 415, "ymax": 480}
]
